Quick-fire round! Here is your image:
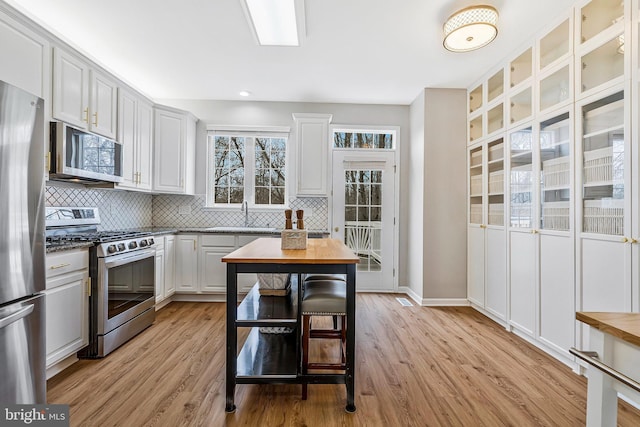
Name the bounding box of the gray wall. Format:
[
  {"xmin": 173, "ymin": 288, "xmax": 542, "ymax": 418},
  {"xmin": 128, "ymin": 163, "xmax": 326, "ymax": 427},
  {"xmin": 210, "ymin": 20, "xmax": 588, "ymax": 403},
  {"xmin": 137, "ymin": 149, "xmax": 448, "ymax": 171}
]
[
  {"xmin": 407, "ymin": 88, "xmax": 467, "ymax": 303},
  {"xmin": 159, "ymin": 99, "xmax": 411, "ymax": 287},
  {"xmin": 423, "ymin": 88, "xmax": 467, "ymax": 299}
]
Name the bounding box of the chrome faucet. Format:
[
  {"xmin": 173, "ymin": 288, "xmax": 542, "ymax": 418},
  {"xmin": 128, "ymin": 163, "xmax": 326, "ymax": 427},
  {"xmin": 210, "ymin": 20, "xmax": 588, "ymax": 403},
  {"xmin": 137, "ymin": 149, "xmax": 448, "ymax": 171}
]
[{"xmin": 241, "ymin": 200, "xmax": 249, "ymax": 227}]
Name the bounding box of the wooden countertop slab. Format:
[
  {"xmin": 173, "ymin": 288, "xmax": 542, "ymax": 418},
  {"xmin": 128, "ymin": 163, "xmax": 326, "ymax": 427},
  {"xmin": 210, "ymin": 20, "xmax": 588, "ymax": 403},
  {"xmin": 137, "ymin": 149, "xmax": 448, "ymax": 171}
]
[
  {"xmin": 576, "ymin": 312, "xmax": 640, "ymax": 347},
  {"xmin": 222, "ymin": 238, "xmax": 360, "ymax": 264}
]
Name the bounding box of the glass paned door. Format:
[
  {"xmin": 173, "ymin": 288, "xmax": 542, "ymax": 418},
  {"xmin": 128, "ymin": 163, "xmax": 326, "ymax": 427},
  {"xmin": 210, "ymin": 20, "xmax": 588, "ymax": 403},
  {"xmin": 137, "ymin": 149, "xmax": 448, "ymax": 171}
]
[
  {"xmin": 332, "ymin": 151, "xmax": 395, "ymax": 291},
  {"xmin": 510, "ymin": 126, "xmax": 534, "ymax": 228},
  {"xmin": 540, "ymin": 113, "xmax": 571, "ymax": 231},
  {"xmin": 581, "ymin": 91, "xmax": 625, "ymax": 235}
]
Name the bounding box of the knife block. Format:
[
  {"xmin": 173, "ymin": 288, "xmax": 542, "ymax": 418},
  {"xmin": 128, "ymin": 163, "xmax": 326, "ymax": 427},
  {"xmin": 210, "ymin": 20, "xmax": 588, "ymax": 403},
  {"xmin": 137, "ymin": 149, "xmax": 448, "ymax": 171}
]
[{"xmin": 281, "ymin": 229, "xmax": 307, "ymax": 249}]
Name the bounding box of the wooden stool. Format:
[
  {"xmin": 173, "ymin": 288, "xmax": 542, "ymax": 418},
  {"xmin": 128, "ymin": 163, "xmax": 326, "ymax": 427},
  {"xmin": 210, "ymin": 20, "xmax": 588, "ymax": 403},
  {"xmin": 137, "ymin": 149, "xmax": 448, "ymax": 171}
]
[{"xmin": 301, "ymin": 279, "xmax": 347, "ymax": 400}]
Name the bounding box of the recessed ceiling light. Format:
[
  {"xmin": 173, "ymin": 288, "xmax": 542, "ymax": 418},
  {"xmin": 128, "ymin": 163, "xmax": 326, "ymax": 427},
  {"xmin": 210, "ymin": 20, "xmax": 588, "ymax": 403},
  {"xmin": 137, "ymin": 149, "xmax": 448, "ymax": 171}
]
[
  {"xmin": 239, "ymin": 91, "xmax": 251, "ymax": 97},
  {"xmin": 242, "ymin": 0, "xmax": 305, "ymax": 46}
]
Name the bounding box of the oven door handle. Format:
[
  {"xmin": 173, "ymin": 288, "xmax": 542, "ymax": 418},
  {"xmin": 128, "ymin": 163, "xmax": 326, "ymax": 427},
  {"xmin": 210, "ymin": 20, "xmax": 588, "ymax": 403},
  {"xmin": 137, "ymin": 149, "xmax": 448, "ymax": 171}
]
[{"xmin": 103, "ymin": 248, "xmax": 156, "ymax": 269}]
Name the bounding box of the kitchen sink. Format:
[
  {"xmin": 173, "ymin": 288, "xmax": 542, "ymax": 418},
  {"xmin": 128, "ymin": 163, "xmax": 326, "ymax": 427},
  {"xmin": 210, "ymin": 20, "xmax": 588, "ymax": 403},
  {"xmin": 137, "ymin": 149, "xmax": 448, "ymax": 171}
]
[{"xmin": 205, "ymin": 226, "xmax": 278, "ymax": 233}]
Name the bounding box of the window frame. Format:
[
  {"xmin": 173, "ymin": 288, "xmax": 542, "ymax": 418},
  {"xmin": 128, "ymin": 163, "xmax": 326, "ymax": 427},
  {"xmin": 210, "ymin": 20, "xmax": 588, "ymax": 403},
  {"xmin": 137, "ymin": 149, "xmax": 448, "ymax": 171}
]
[
  {"xmin": 331, "ymin": 125, "xmax": 398, "ymax": 150},
  {"xmin": 206, "ymin": 127, "xmax": 290, "ymax": 210}
]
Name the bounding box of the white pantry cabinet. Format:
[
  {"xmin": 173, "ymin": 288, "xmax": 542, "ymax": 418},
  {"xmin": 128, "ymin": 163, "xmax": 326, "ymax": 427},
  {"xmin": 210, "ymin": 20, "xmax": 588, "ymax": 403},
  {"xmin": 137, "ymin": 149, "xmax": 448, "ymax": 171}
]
[
  {"xmin": 118, "ymin": 88, "xmax": 153, "ymax": 191},
  {"xmin": 52, "ymin": 47, "xmax": 118, "ymax": 139},
  {"xmin": 44, "ymin": 249, "xmax": 89, "ymax": 378},
  {"xmin": 467, "ymin": 139, "xmax": 507, "ymax": 321},
  {"xmin": 153, "ymin": 106, "xmax": 197, "ymax": 194},
  {"xmin": 292, "ymin": 113, "xmax": 332, "ymax": 196}
]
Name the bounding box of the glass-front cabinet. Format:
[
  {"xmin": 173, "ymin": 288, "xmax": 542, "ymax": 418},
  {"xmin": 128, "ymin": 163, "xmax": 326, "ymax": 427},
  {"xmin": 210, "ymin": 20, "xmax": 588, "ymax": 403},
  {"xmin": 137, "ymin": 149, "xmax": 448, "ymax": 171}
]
[
  {"xmin": 469, "ymin": 146, "xmax": 484, "ymax": 225},
  {"xmin": 577, "ymin": 0, "xmax": 625, "ymax": 96},
  {"xmin": 540, "ymin": 19, "xmax": 571, "ymax": 70},
  {"xmin": 540, "ymin": 112, "xmax": 572, "ymax": 231},
  {"xmin": 509, "ymin": 126, "xmax": 534, "ymax": 228},
  {"xmin": 580, "ymin": 90, "xmax": 625, "ymax": 235},
  {"xmin": 487, "ymin": 139, "xmax": 505, "ymax": 226}
]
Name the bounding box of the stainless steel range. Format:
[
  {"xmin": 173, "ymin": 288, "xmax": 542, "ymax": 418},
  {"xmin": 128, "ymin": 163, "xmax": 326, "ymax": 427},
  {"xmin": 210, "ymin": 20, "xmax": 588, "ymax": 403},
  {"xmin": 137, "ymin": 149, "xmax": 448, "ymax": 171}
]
[{"xmin": 46, "ymin": 207, "xmax": 156, "ymax": 358}]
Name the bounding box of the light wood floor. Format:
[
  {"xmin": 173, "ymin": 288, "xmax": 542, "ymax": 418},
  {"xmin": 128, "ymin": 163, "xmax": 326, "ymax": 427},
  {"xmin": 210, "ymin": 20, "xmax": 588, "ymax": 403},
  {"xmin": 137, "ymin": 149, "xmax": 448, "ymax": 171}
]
[{"xmin": 48, "ymin": 295, "xmax": 640, "ymax": 426}]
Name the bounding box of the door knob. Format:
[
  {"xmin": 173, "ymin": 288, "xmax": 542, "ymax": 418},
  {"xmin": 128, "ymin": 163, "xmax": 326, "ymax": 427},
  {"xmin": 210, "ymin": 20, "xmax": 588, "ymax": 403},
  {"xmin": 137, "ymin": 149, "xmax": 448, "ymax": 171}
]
[{"xmin": 334, "ymin": 227, "xmax": 339, "ymax": 232}]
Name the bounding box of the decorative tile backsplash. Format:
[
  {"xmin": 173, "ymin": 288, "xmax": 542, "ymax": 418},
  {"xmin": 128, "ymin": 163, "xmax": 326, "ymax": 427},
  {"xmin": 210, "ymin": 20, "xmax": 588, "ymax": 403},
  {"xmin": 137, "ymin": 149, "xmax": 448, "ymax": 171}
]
[
  {"xmin": 153, "ymin": 195, "xmax": 329, "ymax": 231},
  {"xmin": 45, "ymin": 183, "xmax": 328, "ymax": 231},
  {"xmin": 46, "ymin": 184, "xmax": 153, "ymax": 231}
]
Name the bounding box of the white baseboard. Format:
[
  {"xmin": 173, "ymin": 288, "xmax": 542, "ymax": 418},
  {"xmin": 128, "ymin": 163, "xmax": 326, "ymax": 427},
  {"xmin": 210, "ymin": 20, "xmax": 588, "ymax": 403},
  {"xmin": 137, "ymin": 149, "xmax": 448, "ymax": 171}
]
[
  {"xmin": 171, "ymin": 293, "xmax": 227, "ymax": 303},
  {"xmin": 46, "ymin": 354, "xmax": 78, "ymax": 380},
  {"xmin": 397, "ymin": 287, "xmax": 470, "ymax": 307},
  {"xmin": 422, "ymin": 298, "xmax": 470, "ymax": 307}
]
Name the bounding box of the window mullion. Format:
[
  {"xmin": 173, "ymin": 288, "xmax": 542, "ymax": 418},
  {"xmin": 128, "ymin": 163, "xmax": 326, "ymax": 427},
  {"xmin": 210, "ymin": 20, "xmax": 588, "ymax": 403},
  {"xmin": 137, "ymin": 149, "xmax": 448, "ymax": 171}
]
[{"xmin": 245, "ymin": 136, "xmax": 256, "ymax": 206}]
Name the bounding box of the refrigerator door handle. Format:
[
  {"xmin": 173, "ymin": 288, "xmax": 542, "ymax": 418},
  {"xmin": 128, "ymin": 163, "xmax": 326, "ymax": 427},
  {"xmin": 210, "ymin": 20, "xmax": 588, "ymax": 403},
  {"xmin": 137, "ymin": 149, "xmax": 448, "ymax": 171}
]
[{"xmin": 0, "ymin": 304, "xmax": 34, "ymax": 329}]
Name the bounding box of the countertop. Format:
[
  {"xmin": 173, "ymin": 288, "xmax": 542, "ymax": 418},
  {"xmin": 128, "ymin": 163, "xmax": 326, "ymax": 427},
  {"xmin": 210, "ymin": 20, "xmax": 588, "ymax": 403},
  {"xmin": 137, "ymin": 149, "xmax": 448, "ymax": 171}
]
[
  {"xmin": 576, "ymin": 312, "xmax": 640, "ymax": 347},
  {"xmin": 45, "ymin": 228, "xmax": 330, "ymax": 253},
  {"xmin": 222, "ymin": 238, "xmax": 359, "ymax": 264}
]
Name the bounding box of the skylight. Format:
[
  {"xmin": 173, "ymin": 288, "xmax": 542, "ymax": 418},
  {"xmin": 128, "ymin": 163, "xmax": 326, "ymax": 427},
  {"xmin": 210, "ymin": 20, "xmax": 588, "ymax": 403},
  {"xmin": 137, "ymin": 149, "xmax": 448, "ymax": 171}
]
[{"xmin": 242, "ymin": 0, "xmax": 304, "ymax": 46}]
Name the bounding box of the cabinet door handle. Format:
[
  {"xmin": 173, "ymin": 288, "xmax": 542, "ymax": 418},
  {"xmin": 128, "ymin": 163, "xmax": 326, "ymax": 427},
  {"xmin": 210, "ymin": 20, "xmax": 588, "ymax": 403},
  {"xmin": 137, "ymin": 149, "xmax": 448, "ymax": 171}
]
[
  {"xmin": 49, "ymin": 263, "xmax": 71, "ymax": 270},
  {"xmin": 87, "ymin": 278, "xmax": 91, "ymax": 297},
  {"xmin": 83, "ymin": 108, "xmax": 89, "ymax": 123},
  {"xmin": 622, "ymin": 237, "xmax": 629, "ymax": 243},
  {"xmin": 632, "ymin": 238, "xmax": 638, "ymax": 244},
  {"xmin": 92, "ymin": 112, "xmax": 98, "ymax": 126},
  {"xmin": 193, "ymin": 240, "xmax": 196, "ymax": 251}
]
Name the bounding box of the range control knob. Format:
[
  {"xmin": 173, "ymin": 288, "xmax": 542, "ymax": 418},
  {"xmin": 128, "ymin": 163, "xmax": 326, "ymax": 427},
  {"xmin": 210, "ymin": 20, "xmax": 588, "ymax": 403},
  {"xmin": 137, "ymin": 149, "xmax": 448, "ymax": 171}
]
[
  {"xmin": 107, "ymin": 244, "xmax": 117, "ymax": 254},
  {"xmin": 128, "ymin": 241, "xmax": 138, "ymax": 250},
  {"xmin": 117, "ymin": 243, "xmax": 126, "ymax": 252},
  {"xmin": 139, "ymin": 239, "xmax": 148, "ymax": 247},
  {"xmin": 148, "ymin": 238, "xmax": 155, "ymax": 245}
]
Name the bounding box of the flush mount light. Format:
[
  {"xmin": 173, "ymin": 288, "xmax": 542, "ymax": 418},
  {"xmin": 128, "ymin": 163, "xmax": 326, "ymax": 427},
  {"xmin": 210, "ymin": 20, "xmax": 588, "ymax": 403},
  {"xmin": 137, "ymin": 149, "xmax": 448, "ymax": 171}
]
[
  {"xmin": 239, "ymin": 90, "xmax": 251, "ymax": 97},
  {"xmin": 443, "ymin": 5, "xmax": 498, "ymax": 52},
  {"xmin": 241, "ymin": 0, "xmax": 305, "ymax": 46}
]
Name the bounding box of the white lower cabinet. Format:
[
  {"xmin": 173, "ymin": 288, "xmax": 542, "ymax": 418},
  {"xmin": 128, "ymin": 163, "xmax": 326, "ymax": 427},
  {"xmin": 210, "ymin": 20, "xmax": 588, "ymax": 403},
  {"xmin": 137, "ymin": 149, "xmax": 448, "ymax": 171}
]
[
  {"xmin": 175, "ymin": 234, "xmax": 199, "ymax": 292},
  {"xmin": 165, "ymin": 235, "xmax": 176, "ymax": 298},
  {"xmin": 174, "ymin": 234, "xmax": 264, "ymax": 295},
  {"xmin": 155, "ymin": 236, "xmax": 165, "ymax": 303},
  {"xmin": 539, "ymin": 234, "xmax": 575, "ymax": 354},
  {"xmin": 44, "ymin": 249, "xmax": 89, "ymax": 378},
  {"xmin": 485, "ymin": 229, "xmax": 506, "ymax": 319},
  {"xmin": 509, "ymin": 231, "xmax": 536, "ymax": 336},
  {"xmin": 199, "ymin": 235, "xmax": 236, "ymax": 293},
  {"xmin": 467, "ymin": 226, "xmax": 507, "ymax": 321}
]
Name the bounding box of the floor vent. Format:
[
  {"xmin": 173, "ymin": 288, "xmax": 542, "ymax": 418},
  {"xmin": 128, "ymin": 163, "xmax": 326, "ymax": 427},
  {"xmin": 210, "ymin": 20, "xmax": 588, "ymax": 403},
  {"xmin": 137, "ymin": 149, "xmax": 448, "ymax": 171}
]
[{"xmin": 396, "ymin": 297, "xmax": 413, "ymax": 307}]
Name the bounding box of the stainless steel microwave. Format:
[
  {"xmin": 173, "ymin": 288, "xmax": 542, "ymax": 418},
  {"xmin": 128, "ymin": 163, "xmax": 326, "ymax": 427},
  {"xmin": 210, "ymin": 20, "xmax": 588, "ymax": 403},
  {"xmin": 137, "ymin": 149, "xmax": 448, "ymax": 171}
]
[{"xmin": 49, "ymin": 122, "xmax": 123, "ymax": 184}]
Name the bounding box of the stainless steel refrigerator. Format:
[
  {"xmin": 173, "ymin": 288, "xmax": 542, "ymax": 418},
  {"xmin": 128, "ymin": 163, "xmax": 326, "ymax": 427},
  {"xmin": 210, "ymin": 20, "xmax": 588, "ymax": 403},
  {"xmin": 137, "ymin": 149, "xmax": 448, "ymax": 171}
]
[{"xmin": 0, "ymin": 79, "xmax": 46, "ymax": 404}]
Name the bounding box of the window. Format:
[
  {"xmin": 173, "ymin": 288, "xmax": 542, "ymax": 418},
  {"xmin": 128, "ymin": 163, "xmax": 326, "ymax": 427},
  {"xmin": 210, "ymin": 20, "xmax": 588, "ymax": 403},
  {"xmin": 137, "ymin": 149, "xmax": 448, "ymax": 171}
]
[
  {"xmin": 333, "ymin": 129, "xmax": 395, "ymax": 149},
  {"xmin": 207, "ymin": 132, "xmax": 287, "ymax": 207}
]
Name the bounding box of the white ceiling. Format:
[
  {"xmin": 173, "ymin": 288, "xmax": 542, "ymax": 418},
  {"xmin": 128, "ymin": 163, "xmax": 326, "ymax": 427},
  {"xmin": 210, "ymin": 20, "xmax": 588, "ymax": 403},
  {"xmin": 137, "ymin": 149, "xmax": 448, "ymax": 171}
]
[{"xmin": 6, "ymin": 0, "xmax": 577, "ymax": 105}]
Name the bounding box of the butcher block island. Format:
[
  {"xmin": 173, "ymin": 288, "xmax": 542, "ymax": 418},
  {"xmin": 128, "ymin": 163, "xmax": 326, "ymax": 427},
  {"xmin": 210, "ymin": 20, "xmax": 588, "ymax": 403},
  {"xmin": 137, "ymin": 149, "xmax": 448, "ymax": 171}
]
[
  {"xmin": 573, "ymin": 312, "xmax": 640, "ymax": 426},
  {"xmin": 222, "ymin": 238, "xmax": 359, "ymax": 413}
]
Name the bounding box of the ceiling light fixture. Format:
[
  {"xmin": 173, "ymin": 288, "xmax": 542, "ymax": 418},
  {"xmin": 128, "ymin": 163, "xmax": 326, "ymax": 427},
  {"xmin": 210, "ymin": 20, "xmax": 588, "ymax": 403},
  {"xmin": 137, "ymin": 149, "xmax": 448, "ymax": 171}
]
[
  {"xmin": 443, "ymin": 5, "xmax": 498, "ymax": 53},
  {"xmin": 239, "ymin": 90, "xmax": 251, "ymax": 97},
  {"xmin": 241, "ymin": 0, "xmax": 305, "ymax": 46}
]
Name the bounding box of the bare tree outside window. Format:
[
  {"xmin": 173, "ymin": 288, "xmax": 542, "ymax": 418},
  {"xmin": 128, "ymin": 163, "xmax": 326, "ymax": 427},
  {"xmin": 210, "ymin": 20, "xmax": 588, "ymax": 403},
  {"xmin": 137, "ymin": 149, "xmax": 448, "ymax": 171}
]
[
  {"xmin": 210, "ymin": 134, "xmax": 287, "ymax": 207},
  {"xmin": 333, "ymin": 131, "xmax": 394, "ymax": 149},
  {"xmin": 213, "ymin": 136, "xmax": 245, "ymax": 204}
]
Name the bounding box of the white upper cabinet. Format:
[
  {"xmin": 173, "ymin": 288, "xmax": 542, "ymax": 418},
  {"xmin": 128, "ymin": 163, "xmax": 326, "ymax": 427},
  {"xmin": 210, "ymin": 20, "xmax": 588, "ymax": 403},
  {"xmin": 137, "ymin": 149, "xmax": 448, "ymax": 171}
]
[
  {"xmin": 118, "ymin": 88, "xmax": 153, "ymax": 191},
  {"xmin": 153, "ymin": 105, "xmax": 197, "ymax": 194},
  {"xmin": 292, "ymin": 113, "xmax": 332, "ymax": 196},
  {"xmin": 0, "ymin": 10, "xmax": 49, "ymax": 99},
  {"xmin": 53, "ymin": 47, "xmax": 118, "ymax": 139}
]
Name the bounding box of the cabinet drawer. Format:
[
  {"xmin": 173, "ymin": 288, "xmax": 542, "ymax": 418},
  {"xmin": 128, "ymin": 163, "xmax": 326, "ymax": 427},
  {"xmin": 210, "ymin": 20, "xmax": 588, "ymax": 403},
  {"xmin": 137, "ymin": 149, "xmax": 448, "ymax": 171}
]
[
  {"xmin": 46, "ymin": 249, "xmax": 89, "ymax": 280},
  {"xmin": 200, "ymin": 234, "xmax": 236, "ymax": 247},
  {"xmin": 238, "ymin": 235, "xmax": 261, "ymax": 246}
]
